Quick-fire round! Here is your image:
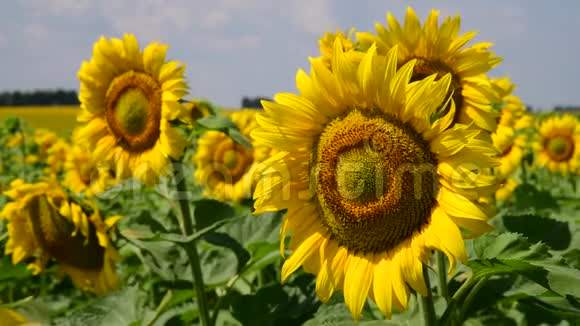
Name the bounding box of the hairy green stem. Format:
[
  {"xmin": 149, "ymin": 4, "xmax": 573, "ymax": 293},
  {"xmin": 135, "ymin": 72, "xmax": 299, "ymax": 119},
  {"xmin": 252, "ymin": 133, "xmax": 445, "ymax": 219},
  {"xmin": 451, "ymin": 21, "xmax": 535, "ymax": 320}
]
[
  {"xmin": 420, "ymin": 264, "xmax": 436, "ymax": 326},
  {"xmin": 19, "ymin": 129, "xmax": 27, "ymax": 179},
  {"xmin": 439, "ymin": 274, "xmax": 477, "ymax": 325},
  {"xmin": 457, "ymin": 277, "xmax": 489, "ymax": 323},
  {"xmin": 436, "ymin": 251, "xmax": 449, "ymax": 303},
  {"xmin": 173, "ymin": 162, "xmax": 211, "ymax": 326}
]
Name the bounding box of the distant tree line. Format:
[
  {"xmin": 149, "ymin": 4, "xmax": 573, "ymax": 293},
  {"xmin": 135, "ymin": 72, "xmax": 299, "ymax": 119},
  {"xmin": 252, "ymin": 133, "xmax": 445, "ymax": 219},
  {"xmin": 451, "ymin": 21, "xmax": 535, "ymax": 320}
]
[
  {"xmin": 241, "ymin": 96, "xmax": 271, "ymax": 109},
  {"xmin": 0, "ymin": 90, "xmax": 79, "ymax": 106},
  {"xmin": 554, "ymin": 105, "xmax": 580, "ymax": 113}
]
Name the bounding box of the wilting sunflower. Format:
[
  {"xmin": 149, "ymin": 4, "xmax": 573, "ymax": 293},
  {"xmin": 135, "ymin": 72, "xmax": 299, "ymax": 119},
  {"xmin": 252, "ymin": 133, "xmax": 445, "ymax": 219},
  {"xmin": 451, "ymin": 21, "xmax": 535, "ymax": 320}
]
[
  {"xmin": 357, "ymin": 7, "xmax": 502, "ymax": 132},
  {"xmin": 253, "ymin": 43, "xmax": 497, "ymax": 319},
  {"xmin": 63, "ymin": 143, "xmax": 112, "ymax": 196},
  {"xmin": 492, "ymin": 125, "xmax": 525, "ymax": 178},
  {"xmin": 194, "ymin": 110, "xmax": 273, "ymax": 202},
  {"xmin": 534, "ymin": 115, "xmax": 580, "ymax": 175},
  {"xmin": 75, "ymin": 34, "xmax": 189, "ymax": 186},
  {"xmin": 1, "ymin": 179, "xmax": 121, "ymax": 295}
]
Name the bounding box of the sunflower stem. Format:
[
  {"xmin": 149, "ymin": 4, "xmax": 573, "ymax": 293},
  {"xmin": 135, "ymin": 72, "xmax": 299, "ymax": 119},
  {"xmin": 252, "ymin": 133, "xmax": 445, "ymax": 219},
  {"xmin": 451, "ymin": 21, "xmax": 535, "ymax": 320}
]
[
  {"xmin": 172, "ymin": 162, "xmax": 212, "ymax": 326},
  {"xmin": 457, "ymin": 276, "xmax": 489, "ymax": 323},
  {"xmin": 436, "ymin": 251, "xmax": 449, "ymax": 303},
  {"xmin": 419, "ymin": 264, "xmax": 437, "ymax": 326},
  {"xmin": 19, "ymin": 129, "xmax": 27, "ymax": 179},
  {"xmin": 520, "ymin": 158, "xmax": 527, "ymax": 183},
  {"xmin": 439, "ymin": 273, "xmax": 477, "ymax": 325}
]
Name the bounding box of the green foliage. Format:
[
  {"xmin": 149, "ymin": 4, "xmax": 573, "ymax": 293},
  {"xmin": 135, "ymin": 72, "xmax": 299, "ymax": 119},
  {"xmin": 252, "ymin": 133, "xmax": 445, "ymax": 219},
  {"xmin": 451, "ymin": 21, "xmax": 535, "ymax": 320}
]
[
  {"xmin": 195, "ymin": 115, "xmax": 253, "ymax": 149},
  {"xmin": 1, "ymin": 114, "xmax": 579, "ymax": 326}
]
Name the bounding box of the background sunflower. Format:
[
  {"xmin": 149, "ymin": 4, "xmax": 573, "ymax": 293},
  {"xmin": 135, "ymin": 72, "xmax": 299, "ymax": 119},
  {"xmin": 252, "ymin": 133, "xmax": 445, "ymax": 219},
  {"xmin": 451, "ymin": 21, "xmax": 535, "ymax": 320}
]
[
  {"xmin": 1, "ymin": 179, "xmax": 121, "ymax": 295},
  {"xmin": 75, "ymin": 34, "xmax": 190, "ymax": 186},
  {"xmin": 357, "ymin": 7, "xmax": 502, "ymax": 132},
  {"xmin": 194, "ymin": 109, "xmax": 274, "ymax": 202}
]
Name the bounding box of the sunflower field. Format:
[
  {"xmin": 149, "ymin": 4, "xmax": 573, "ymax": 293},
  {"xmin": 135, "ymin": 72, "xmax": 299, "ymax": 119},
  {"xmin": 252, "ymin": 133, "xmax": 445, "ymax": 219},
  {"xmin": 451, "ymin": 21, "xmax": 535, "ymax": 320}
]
[{"xmin": 1, "ymin": 7, "xmax": 580, "ymax": 326}]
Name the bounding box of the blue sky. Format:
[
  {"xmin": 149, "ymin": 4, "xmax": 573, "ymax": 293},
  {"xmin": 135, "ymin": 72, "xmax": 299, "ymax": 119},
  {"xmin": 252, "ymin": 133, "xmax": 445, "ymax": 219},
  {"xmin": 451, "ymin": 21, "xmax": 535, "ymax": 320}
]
[{"xmin": 1, "ymin": 0, "xmax": 579, "ymax": 110}]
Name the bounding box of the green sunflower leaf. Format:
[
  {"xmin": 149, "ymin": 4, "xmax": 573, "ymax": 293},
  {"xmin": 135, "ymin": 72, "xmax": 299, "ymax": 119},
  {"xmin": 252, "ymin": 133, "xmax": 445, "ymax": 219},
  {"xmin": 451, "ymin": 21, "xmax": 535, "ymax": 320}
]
[
  {"xmin": 227, "ymin": 127, "xmax": 253, "ymax": 149},
  {"xmin": 469, "ymin": 232, "xmax": 580, "ymax": 298},
  {"xmin": 196, "ymin": 114, "xmax": 237, "ymax": 130},
  {"xmin": 193, "ymin": 199, "xmax": 236, "ymax": 230}
]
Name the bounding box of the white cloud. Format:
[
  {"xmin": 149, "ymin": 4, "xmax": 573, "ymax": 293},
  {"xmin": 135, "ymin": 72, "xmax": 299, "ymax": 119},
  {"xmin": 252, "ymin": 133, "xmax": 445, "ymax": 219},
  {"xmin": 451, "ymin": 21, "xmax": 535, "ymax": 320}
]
[
  {"xmin": 205, "ymin": 34, "xmax": 261, "ymax": 51},
  {"xmin": 99, "ymin": 0, "xmax": 195, "ymax": 41},
  {"xmin": 289, "ymin": 0, "xmax": 336, "ymax": 34},
  {"xmin": 20, "ymin": 0, "xmax": 91, "ymax": 15},
  {"xmin": 201, "ymin": 10, "xmax": 231, "ymax": 30}
]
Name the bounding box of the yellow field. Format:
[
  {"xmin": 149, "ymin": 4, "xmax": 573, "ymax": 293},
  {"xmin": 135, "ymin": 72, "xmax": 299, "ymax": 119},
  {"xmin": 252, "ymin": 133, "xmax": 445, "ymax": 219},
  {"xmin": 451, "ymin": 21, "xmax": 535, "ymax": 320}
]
[
  {"xmin": 0, "ymin": 106, "xmax": 244, "ymax": 137},
  {"xmin": 0, "ymin": 106, "xmax": 80, "ymax": 136}
]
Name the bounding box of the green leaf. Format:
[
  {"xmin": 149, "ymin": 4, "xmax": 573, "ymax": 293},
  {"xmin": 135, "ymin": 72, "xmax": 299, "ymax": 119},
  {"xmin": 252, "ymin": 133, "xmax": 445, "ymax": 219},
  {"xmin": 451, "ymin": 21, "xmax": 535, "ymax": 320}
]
[
  {"xmin": 203, "ymin": 232, "xmax": 251, "ymax": 273},
  {"xmin": 473, "ymin": 232, "xmax": 550, "ymax": 260},
  {"xmin": 563, "ymin": 249, "xmax": 580, "ymax": 269},
  {"xmin": 229, "ymin": 281, "xmax": 319, "ymax": 326},
  {"xmin": 303, "ymin": 293, "xmax": 416, "ymax": 325},
  {"xmin": 222, "ymin": 211, "xmax": 284, "ymax": 247},
  {"xmin": 193, "ymin": 199, "xmax": 235, "ymax": 230},
  {"xmin": 470, "ymin": 232, "xmax": 580, "ymax": 298},
  {"xmin": 0, "ymin": 257, "xmax": 32, "ymax": 281},
  {"xmin": 196, "ymin": 115, "xmax": 236, "ymax": 130},
  {"xmin": 502, "ymin": 214, "xmax": 571, "ymax": 250},
  {"xmin": 227, "ymin": 127, "xmax": 252, "ymax": 149},
  {"xmin": 53, "ymin": 286, "xmax": 147, "ymax": 326},
  {"xmin": 200, "ymin": 247, "xmax": 238, "ymax": 287},
  {"xmin": 512, "ymin": 183, "xmax": 559, "ymax": 213},
  {"xmin": 118, "ymin": 210, "xmax": 168, "ymax": 240}
]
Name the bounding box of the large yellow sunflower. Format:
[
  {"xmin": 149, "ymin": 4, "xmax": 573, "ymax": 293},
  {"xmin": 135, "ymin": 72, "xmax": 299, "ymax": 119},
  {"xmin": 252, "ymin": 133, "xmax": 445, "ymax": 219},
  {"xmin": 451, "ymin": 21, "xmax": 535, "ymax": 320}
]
[
  {"xmin": 357, "ymin": 7, "xmax": 502, "ymax": 132},
  {"xmin": 534, "ymin": 115, "xmax": 580, "ymax": 175},
  {"xmin": 194, "ymin": 110, "xmax": 274, "ymax": 202},
  {"xmin": 252, "ymin": 43, "xmax": 497, "ymax": 319},
  {"xmin": 492, "ymin": 125, "xmax": 525, "ymax": 178},
  {"xmin": 75, "ymin": 34, "xmax": 190, "ymax": 186},
  {"xmin": 1, "ymin": 179, "xmax": 121, "ymax": 295}
]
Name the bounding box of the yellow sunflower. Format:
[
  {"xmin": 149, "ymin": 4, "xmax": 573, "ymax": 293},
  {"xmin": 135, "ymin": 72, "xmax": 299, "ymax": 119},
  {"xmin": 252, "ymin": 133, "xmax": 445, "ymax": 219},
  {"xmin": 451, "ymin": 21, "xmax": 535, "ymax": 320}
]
[
  {"xmin": 514, "ymin": 113, "xmax": 535, "ymax": 131},
  {"xmin": 490, "ymin": 77, "xmax": 530, "ymax": 129},
  {"xmin": 0, "ymin": 307, "xmax": 34, "ymax": 326},
  {"xmin": 492, "ymin": 125, "xmax": 525, "ymax": 178},
  {"xmin": 357, "ymin": 7, "xmax": 502, "ymax": 132},
  {"xmin": 1, "ymin": 179, "xmax": 121, "ymax": 295},
  {"xmin": 319, "ymin": 30, "xmax": 356, "ymax": 70},
  {"xmin": 495, "ymin": 178, "xmax": 518, "ymax": 202},
  {"xmin": 44, "ymin": 138, "xmax": 71, "ymax": 176},
  {"xmin": 252, "ymin": 43, "xmax": 497, "ymax": 319},
  {"xmin": 534, "ymin": 115, "xmax": 580, "ymax": 175},
  {"xmin": 194, "ymin": 110, "xmax": 274, "ymax": 202},
  {"xmin": 182, "ymin": 100, "xmax": 211, "ymax": 125},
  {"xmin": 6, "ymin": 133, "xmax": 23, "ymax": 148},
  {"xmin": 75, "ymin": 34, "xmax": 189, "ymax": 186},
  {"xmin": 63, "ymin": 143, "xmax": 113, "ymax": 196},
  {"xmin": 33, "ymin": 129, "xmax": 59, "ymax": 160}
]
